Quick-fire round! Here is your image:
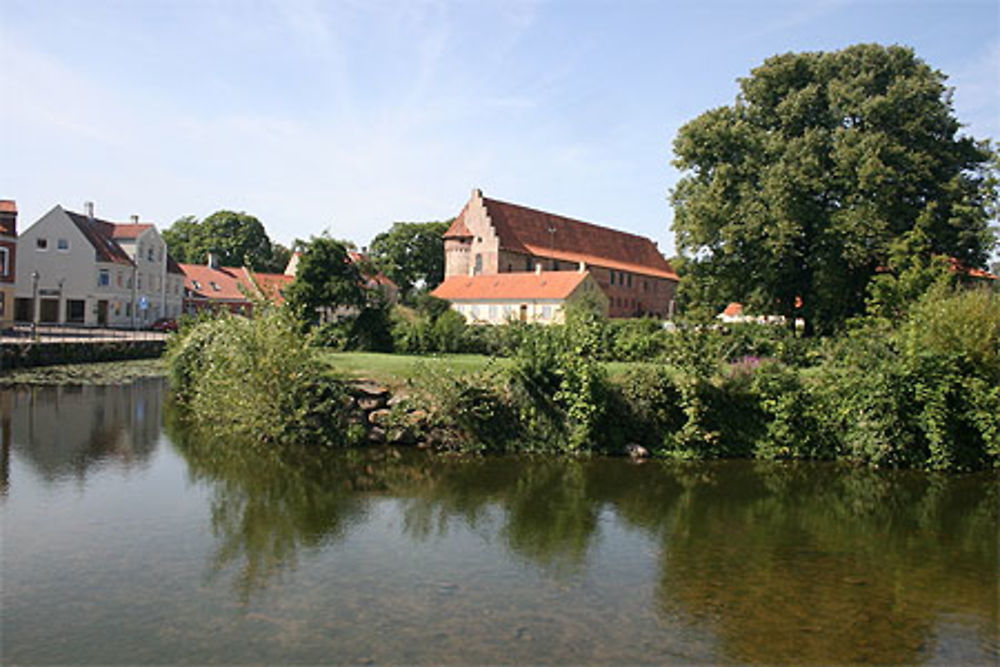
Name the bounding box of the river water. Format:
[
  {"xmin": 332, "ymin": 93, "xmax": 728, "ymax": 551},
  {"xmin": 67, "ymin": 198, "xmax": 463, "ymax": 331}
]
[{"xmin": 1, "ymin": 379, "xmax": 997, "ymax": 664}]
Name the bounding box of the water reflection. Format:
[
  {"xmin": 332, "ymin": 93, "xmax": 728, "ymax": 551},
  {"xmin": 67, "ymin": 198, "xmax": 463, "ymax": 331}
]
[
  {"xmin": 166, "ymin": 423, "xmax": 998, "ymax": 663},
  {"xmin": 4, "ymin": 380, "xmax": 163, "ymax": 485}
]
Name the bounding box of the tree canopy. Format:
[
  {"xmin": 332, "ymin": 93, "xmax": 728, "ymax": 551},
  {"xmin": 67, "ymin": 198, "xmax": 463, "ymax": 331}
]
[
  {"xmin": 284, "ymin": 236, "xmax": 364, "ymax": 326},
  {"xmin": 163, "ymin": 210, "xmax": 287, "ymax": 272},
  {"xmin": 368, "ymin": 220, "xmax": 450, "ymax": 298},
  {"xmin": 671, "ymin": 44, "xmax": 998, "ymax": 334}
]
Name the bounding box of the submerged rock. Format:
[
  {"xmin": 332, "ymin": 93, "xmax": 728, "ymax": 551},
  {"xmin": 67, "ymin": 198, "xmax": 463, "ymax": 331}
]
[{"xmin": 625, "ymin": 443, "xmax": 650, "ymax": 459}]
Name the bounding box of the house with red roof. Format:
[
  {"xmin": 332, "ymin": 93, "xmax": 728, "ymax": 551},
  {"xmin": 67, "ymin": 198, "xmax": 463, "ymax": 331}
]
[
  {"xmin": 433, "ymin": 265, "xmax": 607, "ymax": 324},
  {"xmin": 14, "ymin": 203, "xmax": 184, "ymax": 327},
  {"xmin": 437, "ymin": 189, "xmax": 678, "ymax": 320},
  {"xmin": 179, "ymin": 255, "xmax": 294, "ymax": 315},
  {"xmin": 0, "ymin": 200, "xmax": 17, "ymax": 328}
]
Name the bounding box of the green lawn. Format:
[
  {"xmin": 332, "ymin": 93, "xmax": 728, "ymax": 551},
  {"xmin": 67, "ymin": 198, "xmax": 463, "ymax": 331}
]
[
  {"xmin": 321, "ymin": 351, "xmax": 657, "ymax": 386},
  {"xmin": 321, "ymin": 351, "xmax": 506, "ymax": 386}
]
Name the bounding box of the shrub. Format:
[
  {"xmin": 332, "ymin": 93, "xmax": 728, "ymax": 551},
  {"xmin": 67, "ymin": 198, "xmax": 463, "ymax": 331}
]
[{"xmin": 166, "ymin": 308, "xmax": 359, "ymax": 447}]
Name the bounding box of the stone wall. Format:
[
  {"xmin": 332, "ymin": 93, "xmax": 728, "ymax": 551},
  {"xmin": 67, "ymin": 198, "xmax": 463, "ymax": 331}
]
[{"xmin": 0, "ymin": 340, "xmax": 165, "ymax": 370}]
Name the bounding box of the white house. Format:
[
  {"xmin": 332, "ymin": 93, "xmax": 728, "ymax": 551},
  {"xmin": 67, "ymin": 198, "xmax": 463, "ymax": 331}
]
[
  {"xmin": 14, "ymin": 203, "xmax": 184, "ymax": 327},
  {"xmin": 431, "ymin": 265, "xmax": 608, "ymax": 325}
]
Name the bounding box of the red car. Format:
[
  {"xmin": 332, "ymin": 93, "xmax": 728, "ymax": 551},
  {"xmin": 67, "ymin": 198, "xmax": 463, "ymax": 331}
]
[{"xmin": 150, "ymin": 318, "xmax": 178, "ymax": 332}]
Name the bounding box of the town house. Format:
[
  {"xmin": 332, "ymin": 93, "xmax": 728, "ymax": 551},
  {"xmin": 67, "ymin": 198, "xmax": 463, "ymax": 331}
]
[{"xmin": 14, "ymin": 204, "xmax": 184, "ymax": 327}]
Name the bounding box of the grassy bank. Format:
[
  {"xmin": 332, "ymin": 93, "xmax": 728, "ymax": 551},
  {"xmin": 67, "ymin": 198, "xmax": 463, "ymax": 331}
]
[{"xmin": 321, "ymin": 351, "xmax": 654, "ymax": 386}]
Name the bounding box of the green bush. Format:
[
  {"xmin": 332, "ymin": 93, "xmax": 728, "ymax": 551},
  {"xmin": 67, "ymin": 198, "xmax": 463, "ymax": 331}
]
[{"xmin": 166, "ymin": 308, "xmax": 359, "ymax": 447}]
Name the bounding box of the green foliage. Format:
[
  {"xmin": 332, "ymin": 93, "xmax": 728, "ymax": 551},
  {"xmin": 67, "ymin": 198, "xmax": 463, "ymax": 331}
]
[
  {"xmin": 284, "ymin": 236, "xmax": 364, "ymax": 327},
  {"xmin": 166, "ymin": 308, "xmax": 358, "ymax": 447},
  {"xmin": 672, "ymin": 44, "xmax": 998, "ymax": 335},
  {"xmin": 812, "ymin": 287, "xmax": 1000, "ymax": 470},
  {"xmin": 163, "ymin": 210, "xmax": 282, "ymax": 272},
  {"xmin": 369, "ymin": 220, "xmax": 450, "ymax": 298}
]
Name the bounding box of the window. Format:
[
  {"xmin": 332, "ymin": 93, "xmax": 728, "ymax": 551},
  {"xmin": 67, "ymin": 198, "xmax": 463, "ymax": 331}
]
[
  {"xmin": 147, "ymin": 247, "xmax": 154, "ymax": 261},
  {"xmin": 0, "ymin": 247, "xmax": 8, "ymax": 276},
  {"xmin": 36, "ymin": 238, "xmax": 48, "ymax": 250},
  {"xmin": 488, "ymin": 304, "xmax": 497, "ymax": 319},
  {"xmin": 126, "ymin": 303, "xmax": 132, "ymax": 317},
  {"xmin": 66, "ymin": 300, "xmax": 85, "ymax": 323},
  {"xmin": 541, "ymin": 305, "xmax": 552, "ymax": 320},
  {"xmin": 627, "ymin": 273, "xmax": 633, "ymax": 288},
  {"xmin": 503, "ymin": 305, "xmax": 513, "ymax": 319},
  {"xmin": 474, "ymin": 254, "xmax": 483, "ymax": 275},
  {"xmin": 210, "ymin": 281, "xmax": 220, "ymax": 291},
  {"xmin": 471, "ymin": 304, "xmax": 480, "ymax": 318},
  {"xmin": 117, "ymin": 271, "xmax": 123, "ymax": 288},
  {"xmin": 98, "ymin": 269, "xmax": 110, "ymax": 287},
  {"xmin": 525, "ymin": 258, "xmax": 532, "ymax": 271},
  {"xmin": 609, "ymin": 270, "xmax": 616, "ymax": 285},
  {"xmin": 57, "ymin": 238, "xmax": 70, "ymax": 251}
]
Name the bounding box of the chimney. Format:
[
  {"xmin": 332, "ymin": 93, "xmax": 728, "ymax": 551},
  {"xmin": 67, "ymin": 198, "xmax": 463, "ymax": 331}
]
[
  {"xmin": 207, "ymin": 252, "xmax": 219, "ymax": 269},
  {"xmin": 472, "ymin": 187, "xmax": 483, "ymax": 200},
  {"xmin": 0, "ymin": 200, "xmax": 16, "ymax": 236},
  {"xmin": 578, "ymin": 261, "xmax": 587, "ymax": 273},
  {"xmin": 535, "ymin": 262, "xmax": 543, "ymax": 275},
  {"xmin": 85, "ymin": 201, "xmax": 95, "ymax": 220},
  {"xmin": 130, "ymin": 214, "xmax": 139, "ymax": 224}
]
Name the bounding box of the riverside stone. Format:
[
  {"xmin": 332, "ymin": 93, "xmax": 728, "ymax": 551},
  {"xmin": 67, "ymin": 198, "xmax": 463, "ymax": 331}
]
[
  {"xmin": 368, "ymin": 409, "xmax": 392, "ymax": 426},
  {"xmin": 625, "ymin": 443, "xmax": 650, "ymax": 459}
]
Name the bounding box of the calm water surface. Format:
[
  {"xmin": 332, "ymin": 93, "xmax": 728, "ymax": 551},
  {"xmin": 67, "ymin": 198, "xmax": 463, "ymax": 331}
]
[{"xmin": 1, "ymin": 380, "xmax": 997, "ymax": 664}]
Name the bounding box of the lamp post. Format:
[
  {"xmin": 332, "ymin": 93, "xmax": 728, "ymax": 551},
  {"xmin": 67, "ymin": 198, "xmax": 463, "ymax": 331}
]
[{"xmin": 30, "ymin": 270, "xmax": 39, "ymax": 339}]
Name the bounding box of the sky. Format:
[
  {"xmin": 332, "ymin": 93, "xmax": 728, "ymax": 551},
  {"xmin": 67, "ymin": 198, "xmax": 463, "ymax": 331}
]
[{"xmin": 2, "ymin": 0, "xmax": 997, "ymax": 257}]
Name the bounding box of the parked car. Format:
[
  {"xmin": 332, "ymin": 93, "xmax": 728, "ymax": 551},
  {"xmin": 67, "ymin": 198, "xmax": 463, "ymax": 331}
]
[{"xmin": 150, "ymin": 317, "xmax": 178, "ymax": 332}]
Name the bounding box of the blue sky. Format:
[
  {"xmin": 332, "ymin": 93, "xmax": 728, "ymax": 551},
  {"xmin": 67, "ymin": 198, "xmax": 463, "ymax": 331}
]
[{"xmin": 2, "ymin": 0, "xmax": 997, "ymax": 256}]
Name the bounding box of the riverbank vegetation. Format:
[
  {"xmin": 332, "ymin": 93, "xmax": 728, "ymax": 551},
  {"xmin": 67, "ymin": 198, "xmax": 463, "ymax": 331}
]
[{"xmin": 165, "ymin": 282, "xmax": 999, "ymax": 471}]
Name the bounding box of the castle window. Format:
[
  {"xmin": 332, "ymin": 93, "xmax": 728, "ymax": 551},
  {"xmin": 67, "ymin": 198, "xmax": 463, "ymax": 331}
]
[{"xmin": 474, "ymin": 254, "xmax": 483, "ymax": 275}]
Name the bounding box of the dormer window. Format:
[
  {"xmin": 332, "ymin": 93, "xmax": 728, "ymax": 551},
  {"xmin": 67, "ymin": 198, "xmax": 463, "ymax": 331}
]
[
  {"xmin": 192, "ymin": 280, "xmax": 202, "ymax": 290},
  {"xmin": 210, "ymin": 281, "xmax": 220, "ymax": 291}
]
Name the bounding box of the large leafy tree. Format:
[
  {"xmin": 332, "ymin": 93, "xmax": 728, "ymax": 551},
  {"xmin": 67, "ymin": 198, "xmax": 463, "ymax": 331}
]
[
  {"xmin": 162, "ymin": 210, "xmax": 278, "ymax": 272},
  {"xmin": 671, "ymin": 44, "xmax": 997, "ymax": 335},
  {"xmin": 369, "ymin": 220, "xmax": 450, "ymax": 298},
  {"xmin": 284, "ymin": 237, "xmax": 364, "ymax": 326}
]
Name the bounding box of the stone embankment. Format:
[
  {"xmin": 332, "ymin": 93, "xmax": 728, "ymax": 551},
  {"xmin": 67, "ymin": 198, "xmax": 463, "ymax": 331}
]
[{"xmin": 347, "ymin": 380, "xmax": 438, "ymax": 448}]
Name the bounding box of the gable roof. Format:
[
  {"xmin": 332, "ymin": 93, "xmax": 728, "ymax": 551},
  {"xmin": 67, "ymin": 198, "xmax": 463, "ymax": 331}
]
[
  {"xmin": 179, "ymin": 263, "xmax": 253, "ymax": 302},
  {"xmin": 64, "ymin": 210, "xmax": 135, "ymax": 266},
  {"xmin": 452, "ymin": 194, "xmax": 679, "ymax": 281},
  {"xmin": 432, "ymin": 271, "xmax": 590, "ymax": 301},
  {"xmin": 249, "ymin": 271, "xmax": 294, "ymax": 305}
]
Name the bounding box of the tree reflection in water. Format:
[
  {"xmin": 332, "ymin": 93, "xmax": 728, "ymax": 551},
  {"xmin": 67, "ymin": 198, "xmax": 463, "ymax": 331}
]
[{"xmin": 167, "ymin": 411, "xmax": 998, "ymax": 662}]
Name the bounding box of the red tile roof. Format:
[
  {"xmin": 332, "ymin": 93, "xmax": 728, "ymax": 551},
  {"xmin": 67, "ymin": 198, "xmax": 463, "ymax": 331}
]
[
  {"xmin": 64, "ymin": 210, "xmax": 135, "ymax": 266},
  {"xmin": 443, "ymin": 206, "xmax": 473, "ymax": 238},
  {"xmin": 179, "ymin": 263, "xmax": 253, "ymax": 303},
  {"xmin": 432, "ymin": 271, "xmax": 589, "ymax": 301},
  {"xmin": 722, "ymin": 302, "xmax": 744, "ymax": 317},
  {"xmin": 468, "ymin": 197, "xmax": 678, "ymax": 281},
  {"xmin": 348, "ymin": 251, "xmax": 398, "ymax": 289},
  {"xmin": 250, "ymin": 271, "xmax": 294, "ymax": 305},
  {"xmin": 111, "ymin": 223, "xmax": 154, "ymax": 239},
  {"xmin": 947, "ymin": 257, "xmax": 998, "ymax": 280},
  {"xmin": 0, "ymin": 200, "xmax": 16, "ymax": 213}
]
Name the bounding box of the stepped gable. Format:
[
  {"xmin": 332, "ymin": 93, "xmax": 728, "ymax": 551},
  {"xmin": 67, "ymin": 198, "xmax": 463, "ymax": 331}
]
[
  {"xmin": 483, "ymin": 197, "xmax": 678, "ymax": 280},
  {"xmin": 432, "ymin": 271, "xmax": 588, "ymax": 300},
  {"xmin": 64, "ymin": 210, "xmax": 135, "ymax": 266}
]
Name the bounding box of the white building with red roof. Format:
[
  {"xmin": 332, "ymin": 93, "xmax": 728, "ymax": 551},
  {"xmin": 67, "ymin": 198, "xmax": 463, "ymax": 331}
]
[
  {"xmin": 14, "ymin": 203, "xmax": 184, "ymax": 327},
  {"xmin": 432, "ymin": 265, "xmax": 607, "ymax": 324},
  {"xmin": 440, "ymin": 189, "xmax": 678, "ymax": 320}
]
